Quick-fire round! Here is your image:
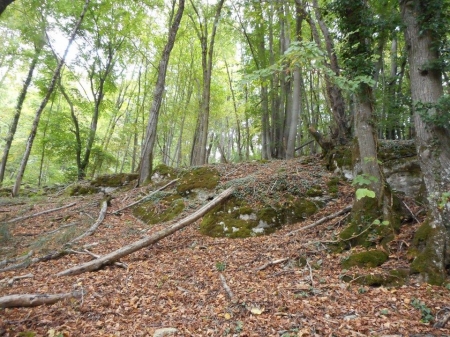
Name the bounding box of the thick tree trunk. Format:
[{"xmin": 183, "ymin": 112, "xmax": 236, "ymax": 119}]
[
  {"xmin": 57, "ymin": 187, "xmax": 234, "ymax": 276},
  {"xmin": 12, "ymin": 0, "xmax": 90, "ymax": 196},
  {"xmin": 401, "ymin": 0, "xmax": 450, "ymax": 284},
  {"xmin": 0, "ymin": 46, "xmax": 42, "ymax": 185},
  {"xmin": 139, "ymin": 0, "xmax": 185, "ymax": 184}
]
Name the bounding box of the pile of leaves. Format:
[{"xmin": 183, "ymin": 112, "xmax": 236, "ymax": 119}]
[{"xmin": 0, "ymin": 159, "xmax": 449, "ymax": 336}]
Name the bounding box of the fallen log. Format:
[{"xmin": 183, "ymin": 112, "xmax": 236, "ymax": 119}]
[
  {"xmin": 68, "ymin": 199, "xmax": 108, "ymax": 244},
  {"xmin": 6, "ymin": 202, "xmax": 77, "ymax": 224},
  {"xmin": 57, "ymin": 187, "xmax": 235, "ymax": 277},
  {"xmin": 0, "ymin": 291, "xmax": 83, "ymax": 308},
  {"xmin": 285, "ymin": 205, "xmax": 352, "ymax": 236}
]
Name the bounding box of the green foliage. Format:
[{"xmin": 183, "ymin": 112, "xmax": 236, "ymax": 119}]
[
  {"xmin": 355, "ymin": 188, "xmax": 375, "ymax": 200},
  {"xmin": 415, "ymin": 95, "xmax": 450, "ymax": 129},
  {"xmin": 215, "ymin": 261, "xmax": 226, "ymax": 271},
  {"xmin": 353, "ymin": 174, "xmax": 378, "ymax": 200},
  {"xmin": 411, "ymin": 298, "xmax": 434, "ymax": 323}
]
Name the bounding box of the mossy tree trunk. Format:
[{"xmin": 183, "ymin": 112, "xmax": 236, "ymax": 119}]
[{"xmin": 401, "ymin": 0, "xmax": 450, "ymax": 284}]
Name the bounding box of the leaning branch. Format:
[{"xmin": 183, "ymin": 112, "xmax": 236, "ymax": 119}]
[
  {"xmin": 57, "ymin": 187, "xmax": 235, "ymax": 277},
  {"xmin": 0, "ymin": 291, "xmax": 83, "ymax": 308},
  {"xmin": 285, "ymin": 205, "xmax": 352, "ymax": 236},
  {"xmin": 113, "ymin": 178, "xmax": 179, "ymax": 214},
  {"xmin": 6, "ymin": 202, "xmax": 77, "ymax": 224}
]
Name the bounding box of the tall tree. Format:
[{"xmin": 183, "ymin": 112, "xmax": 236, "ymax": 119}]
[
  {"xmin": 138, "ymin": 0, "xmax": 185, "ymax": 185},
  {"xmin": 401, "ymin": 0, "xmax": 450, "ymax": 284},
  {"xmin": 189, "ymin": 0, "xmax": 226, "ymax": 166},
  {"xmin": 12, "ymin": 0, "xmax": 90, "ymax": 196}
]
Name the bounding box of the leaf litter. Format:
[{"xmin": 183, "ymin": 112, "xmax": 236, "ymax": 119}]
[{"xmin": 0, "ymin": 158, "xmax": 449, "ymax": 336}]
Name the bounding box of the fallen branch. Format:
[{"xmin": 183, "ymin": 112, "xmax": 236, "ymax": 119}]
[
  {"xmin": 6, "ymin": 202, "xmax": 77, "ymax": 224},
  {"xmin": 0, "ymin": 251, "xmax": 33, "ymax": 268},
  {"xmin": 113, "ymin": 178, "xmax": 179, "ymax": 214},
  {"xmin": 0, "ymin": 250, "xmax": 68, "ymax": 273},
  {"xmin": 306, "ymin": 259, "xmax": 315, "ymax": 288},
  {"xmin": 285, "ymin": 205, "xmax": 352, "ymax": 236},
  {"xmin": 0, "ymin": 291, "xmax": 83, "ymax": 308},
  {"xmin": 255, "ymin": 258, "xmax": 289, "ymax": 272},
  {"xmin": 434, "ymin": 308, "xmax": 450, "ymax": 328},
  {"xmin": 219, "ymin": 273, "xmax": 235, "ymax": 301},
  {"xmin": 57, "ymin": 187, "xmax": 235, "ymax": 277},
  {"xmin": 0, "ymin": 273, "xmax": 33, "ymax": 286},
  {"xmin": 68, "ymin": 199, "xmax": 108, "ymax": 244}
]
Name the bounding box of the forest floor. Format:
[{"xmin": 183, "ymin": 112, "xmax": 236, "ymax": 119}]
[{"xmin": 0, "ymin": 158, "xmax": 449, "ymax": 337}]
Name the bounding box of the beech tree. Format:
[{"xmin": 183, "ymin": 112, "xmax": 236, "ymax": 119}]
[{"xmin": 401, "ymin": 0, "xmax": 450, "ymax": 284}]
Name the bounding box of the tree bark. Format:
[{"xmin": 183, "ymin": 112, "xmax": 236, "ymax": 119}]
[
  {"xmin": 0, "ymin": 45, "xmax": 42, "ymax": 185},
  {"xmin": 0, "ymin": 0, "xmax": 13, "ymax": 16},
  {"xmin": 190, "ymin": 0, "xmax": 226, "ymax": 166},
  {"xmin": 138, "ymin": 0, "xmax": 185, "ymax": 184},
  {"xmin": 401, "ymin": 0, "xmax": 450, "ymax": 284},
  {"xmin": 12, "ymin": 0, "xmax": 90, "ymax": 196},
  {"xmin": 57, "ymin": 187, "xmax": 234, "ymax": 276},
  {"xmin": 0, "ymin": 291, "xmax": 83, "ymax": 308}
]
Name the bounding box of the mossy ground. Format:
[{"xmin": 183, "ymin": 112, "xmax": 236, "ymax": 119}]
[
  {"xmin": 91, "ymin": 173, "xmax": 138, "ymax": 187},
  {"xmin": 176, "ymin": 167, "xmax": 220, "ymax": 195},
  {"xmin": 133, "ymin": 193, "xmax": 185, "ymax": 225},
  {"xmin": 341, "ymin": 250, "xmax": 389, "ymax": 269}
]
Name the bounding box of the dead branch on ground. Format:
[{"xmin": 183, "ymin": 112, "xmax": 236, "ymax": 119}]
[
  {"xmin": 6, "ymin": 202, "xmax": 77, "ymax": 224},
  {"xmin": 0, "ymin": 251, "xmax": 33, "ymax": 268},
  {"xmin": 0, "ymin": 273, "xmax": 33, "ymax": 286},
  {"xmin": 57, "ymin": 187, "xmax": 235, "ymax": 277},
  {"xmin": 68, "ymin": 199, "xmax": 108, "ymax": 244},
  {"xmin": 113, "ymin": 178, "xmax": 179, "ymax": 214},
  {"xmin": 219, "ymin": 273, "xmax": 236, "ymax": 301},
  {"xmin": 255, "ymin": 258, "xmax": 289, "ymax": 272},
  {"xmin": 434, "ymin": 308, "xmax": 450, "ymax": 328},
  {"xmin": 285, "ymin": 205, "xmax": 352, "ymax": 236},
  {"xmin": 0, "ymin": 291, "xmax": 83, "ymax": 308}
]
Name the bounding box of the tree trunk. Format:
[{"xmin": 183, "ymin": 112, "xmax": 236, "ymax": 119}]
[
  {"xmin": 401, "ymin": 0, "xmax": 450, "ymax": 284},
  {"xmin": 0, "ymin": 45, "xmax": 42, "ymax": 185},
  {"xmin": 138, "ymin": 0, "xmax": 184, "ymax": 185},
  {"xmin": 12, "ymin": 0, "xmax": 90, "ymax": 196},
  {"xmin": 0, "ymin": 0, "xmax": 13, "ymax": 16},
  {"xmin": 190, "ymin": 0, "xmax": 226, "ymax": 166}
]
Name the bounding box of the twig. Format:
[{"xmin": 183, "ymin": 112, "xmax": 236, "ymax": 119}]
[
  {"xmin": 219, "ymin": 273, "xmax": 235, "ymax": 301},
  {"xmin": 434, "ymin": 308, "xmax": 450, "ymax": 328},
  {"xmin": 0, "ymin": 273, "xmax": 34, "ymax": 286},
  {"xmin": 401, "ymin": 200, "xmax": 420, "ymax": 223},
  {"xmin": 255, "ymin": 258, "xmax": 289, "ymax": 272},
  {"xmin": 6, "ymin": 202, "xmax": 77, "ymax": 224},
  {"xmin": 285, "ymin": 205, "xmax": 353, "ymax": 236},
  {"xmin": 306, "ymin": 259, "xmax": 315, "ymax": 288},
  {"xmin": 45, "ymin": 222, "xmax": 78, "ymax": 235},
  {"xmin": 113, "ymin": 178, "xmax": 179, "ymax": 214}
]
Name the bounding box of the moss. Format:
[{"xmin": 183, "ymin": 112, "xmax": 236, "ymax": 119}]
[
  {"xmin": 69, "ymin": 184, "xmax": 100, "ymax": 196},
  {"xmin": 378, "ymin": 140, "xmax": 416, "ymax": 162},
  {"xmin": 133, "ymin": 194, "xmax": 185, "ymax": 224},
  {"xmin": 284, "ymin": 198, "xmax": 321, "ymax": 223},
  {"xmin": 347, "ymin": 269, "xmax": 409, "ymax": 286},
  {"xmin": 341, "ymin": 250, "xmax": 389, "ymax": 269},
  {"xmin": 325, "ymin": 145, "xmax": 352, "ymax": 171},
  {"xmin": 153, "ymin": 164, "xmax": 177, "ymax": 177},
  {"xmin": 306, "ymin": 185, "xmax": 324, "ymax": 197},
  {"xmin": 176, "ymin": 167, "xmax": 220, "ymax": 195},
  {"xmin": 0, "ymin": 188, "xmax": 12, "ymax": 197},
  {"xmin": 326, "ymin": 177, "xmax": 340, "ymax": 195},
  {"xmin": 409, "ymin": 222, "xmax": 446, "ymax": 285},
  {"xmin": 91, "ymin": 173, "xmax": 138, "ymax": 187}
]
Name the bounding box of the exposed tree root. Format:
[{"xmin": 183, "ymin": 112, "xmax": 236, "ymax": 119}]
[{"xmin": 57, "ymin": 187, "xmax": 235, "ymax": 277}]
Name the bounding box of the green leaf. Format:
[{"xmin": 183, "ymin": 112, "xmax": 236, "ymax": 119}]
[{"xmin": 355, "ymin": 188, "xmax": 376, "ymax": 200}]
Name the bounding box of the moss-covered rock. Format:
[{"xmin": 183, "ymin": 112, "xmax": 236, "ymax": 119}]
[
  {"xmin": 341, "ymin": 250, "xmax": 389, "ymax": 269},
  {"xmin": 326, "ymin": 177, "xmax": 340, "ymax": 196},
  {"xmin": 177, "ymin": 167, "xmax": 220, "ymax": 195},
  {"xmin": 133, "ymin": 194, "xmax": 185, "ymax": 225},
  {"xmin": 91, "ymin": 173, "xmax": 138, "ymax": 187},
  {"xmin": 306, "ymin": 185, "xmax": 324, "ymax": 197},
  {"xmin": 69, "ymin": 184, "xmax": 100, "ymax": 196},
  {"xmin": 200, "ymin": 197, "xmax": 322, "ymax": 238}
]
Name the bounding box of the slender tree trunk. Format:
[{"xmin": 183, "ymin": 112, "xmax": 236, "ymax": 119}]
[
  {"xmin": 12, "ymin": 0, "xmax": 90, "ymax": 196},
  {"xmin": 138, "ymin": 0, "xmax": 185, "ymax": 185},
  {"xmin": 0, "ymin": 45, "xmax": 42, "ymax": 185},
  {"xmin": 0, "ymin": 0, "xmax": 14, "ymax": 16},
  {"xmin": 190, "ymin": 0, "xmax": 226, "ymax": 166},
  {"xmin": 401, "ymin": 0, "xmax": 450, "ymax": 284}
]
